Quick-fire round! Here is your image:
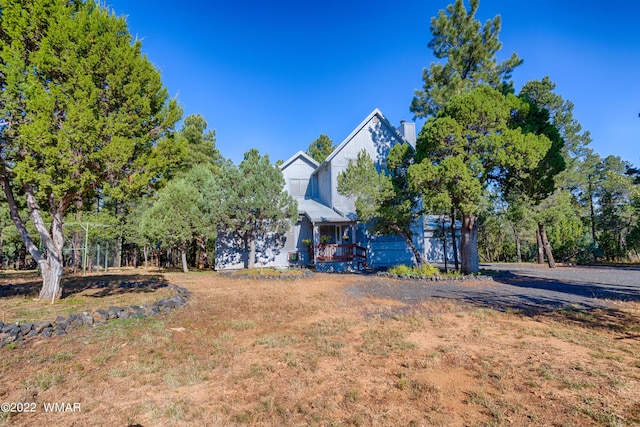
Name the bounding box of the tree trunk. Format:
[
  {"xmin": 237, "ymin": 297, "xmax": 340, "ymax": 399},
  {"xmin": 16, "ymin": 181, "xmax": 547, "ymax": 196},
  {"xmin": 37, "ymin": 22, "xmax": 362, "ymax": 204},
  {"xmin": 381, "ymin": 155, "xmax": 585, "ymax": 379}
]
[
  {"xmin": 441, "ymin": 216, "xmax": 447, "ymax": 271},
  {"xmin": 197, "ymin": 235, "xmax": 208, "ymax": 269},
  {"xmin": 450, "ymin": 206, "xmax": 459, "ymax": 271},
  {"xmin": 390, "ymin": 223, "xmax": 428, "ymax": 266},
  {"xmin": 248, "ymin": 236, "xmax": 256, "ymax": 269},
  {"xmin": 588, "ymin": 178, "xmax": 598, "ymax": 262},
  {"xmin": 460, "ymin": 213, "xmax": 479, "ymax": 275},
  {"xmin": 39, "ymin": 257, "xmax": 63, "ymax": 301},
  {"xmin": 514, "ymin": 230, "xmax": 522, "ymax": 263},
  {"xmin": 143, "ymin": 245, "xmax": 149, "ymax": 268},
  {"xmin": 18, "ymin": 243, "xmax": 26, "ymax": 270},
  {"xmin": 538, "ymin": 222, "xmax": 556, "ymax": 268},
  {"xmin": 2, "ymin": 175, "xmax": 69, "ymax": 300},
  {"xmin": 116, "ymin": 233, "xmax": 122, "ymax": 269},
  {"xmin": 180, "ymin": 244, "xmax": 189, "ymax": 273},
  {"xmin": 536, "ymin": 228, "xmax": 545, "ymax": 264}
]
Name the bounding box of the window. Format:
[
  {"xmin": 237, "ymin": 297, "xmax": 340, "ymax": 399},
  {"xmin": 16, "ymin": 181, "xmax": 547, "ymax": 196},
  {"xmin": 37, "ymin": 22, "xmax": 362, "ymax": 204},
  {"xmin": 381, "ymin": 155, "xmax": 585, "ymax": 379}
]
[{"xmin": 290, "ymin": 179, "xmax": 310, "ymax": 197}]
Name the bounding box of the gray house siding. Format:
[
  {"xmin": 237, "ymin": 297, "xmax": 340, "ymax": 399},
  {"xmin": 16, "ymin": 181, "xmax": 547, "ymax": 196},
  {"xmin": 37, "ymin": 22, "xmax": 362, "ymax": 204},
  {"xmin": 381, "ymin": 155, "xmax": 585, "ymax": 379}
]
[
  {"xmin": 215, "ymin": 109, "xmax": 455, "ymax": 271},
  {"xmin": 281, "ymin": 151, "xmax": 317, "ymax": 198},
  {"xmin": 327, "ymin": 114, "xmax": 400, "ymax": 216},
  {"xmin": 316, "ymin": 164, "xmax": 331, "ymax": 206}
]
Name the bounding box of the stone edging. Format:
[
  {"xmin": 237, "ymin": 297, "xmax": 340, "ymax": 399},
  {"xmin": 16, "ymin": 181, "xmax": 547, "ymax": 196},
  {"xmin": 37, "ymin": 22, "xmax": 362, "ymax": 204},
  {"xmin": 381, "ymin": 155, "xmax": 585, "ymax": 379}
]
[
  {"xmin": 0, "ymin": 284, "xmax": 190, "ymax": 349},
  {"xmin": 220, "ymin": 269, "xmax": 314, "ymax": 281},
  {"xmin": 376, "ymin": 272, "xmax": 495, "ymax": 282}
]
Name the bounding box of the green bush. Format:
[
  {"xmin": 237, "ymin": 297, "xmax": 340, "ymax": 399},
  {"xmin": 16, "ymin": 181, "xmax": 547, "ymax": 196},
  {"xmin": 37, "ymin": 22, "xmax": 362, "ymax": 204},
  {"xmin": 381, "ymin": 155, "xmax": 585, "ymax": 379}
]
[{"xmin": 388, "ymin": 264, "xmax": 439, "ymax": 277}]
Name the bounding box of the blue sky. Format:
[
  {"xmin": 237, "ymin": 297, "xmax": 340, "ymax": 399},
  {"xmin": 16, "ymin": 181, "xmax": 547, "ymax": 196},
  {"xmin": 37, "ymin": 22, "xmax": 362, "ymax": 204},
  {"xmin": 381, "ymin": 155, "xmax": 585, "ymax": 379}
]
[{"xmin": 106, "ymin": 0, "xmax": 640, "ymax": 166}]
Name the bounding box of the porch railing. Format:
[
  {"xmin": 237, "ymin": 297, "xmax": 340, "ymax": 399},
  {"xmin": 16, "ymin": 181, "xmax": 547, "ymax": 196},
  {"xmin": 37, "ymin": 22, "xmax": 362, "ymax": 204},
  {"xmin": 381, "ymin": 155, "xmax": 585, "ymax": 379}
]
[{"xmin": 316, "ymin": 244, "xmax": 367, "ymax": 266}]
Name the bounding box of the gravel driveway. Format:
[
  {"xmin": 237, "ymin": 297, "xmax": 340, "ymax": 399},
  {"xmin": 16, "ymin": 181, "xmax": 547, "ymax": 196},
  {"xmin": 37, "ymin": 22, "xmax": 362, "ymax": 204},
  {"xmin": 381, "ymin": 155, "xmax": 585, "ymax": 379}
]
[{"xmin": 345, "ymin": 263, "xmax": 640, "ymax": 312}]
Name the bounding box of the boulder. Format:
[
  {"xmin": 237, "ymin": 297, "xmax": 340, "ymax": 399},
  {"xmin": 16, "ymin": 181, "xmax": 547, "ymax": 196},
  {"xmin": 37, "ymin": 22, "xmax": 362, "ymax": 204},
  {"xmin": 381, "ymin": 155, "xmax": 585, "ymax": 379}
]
[
  {"xmin": 35, "ymin": 322, "xmax": 52, "ymax": 333},
  {"xmin": 20, "ymin": 323, "xmax": 34, "ymax": 334}
]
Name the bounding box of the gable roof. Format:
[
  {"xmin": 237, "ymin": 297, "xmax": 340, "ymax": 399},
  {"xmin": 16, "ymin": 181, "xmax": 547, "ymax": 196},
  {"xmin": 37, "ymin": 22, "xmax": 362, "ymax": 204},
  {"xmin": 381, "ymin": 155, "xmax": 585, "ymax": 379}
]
[
  {"xmin": 279, "ymin": 150, "xmax": 319, "ymax": 171},
  {"xmin": 319, "ymin": 108, "xmax": 408, "ymax": 168}
]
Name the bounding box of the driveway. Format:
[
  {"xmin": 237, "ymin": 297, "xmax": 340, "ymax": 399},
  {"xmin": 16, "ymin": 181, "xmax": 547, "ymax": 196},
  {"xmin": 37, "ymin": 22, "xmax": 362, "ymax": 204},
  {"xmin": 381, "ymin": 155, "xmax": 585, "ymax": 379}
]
[{"xmin": 345, "ymin": 263, "xmax": 640, "ymax": 313}]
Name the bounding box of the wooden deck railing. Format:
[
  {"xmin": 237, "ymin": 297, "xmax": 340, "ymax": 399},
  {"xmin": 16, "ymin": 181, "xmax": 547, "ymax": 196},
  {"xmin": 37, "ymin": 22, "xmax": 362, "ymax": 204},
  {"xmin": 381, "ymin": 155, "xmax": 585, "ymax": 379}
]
[{"xmin": 316, "ymin": 244, "xmax": 367, "ymax": 266}]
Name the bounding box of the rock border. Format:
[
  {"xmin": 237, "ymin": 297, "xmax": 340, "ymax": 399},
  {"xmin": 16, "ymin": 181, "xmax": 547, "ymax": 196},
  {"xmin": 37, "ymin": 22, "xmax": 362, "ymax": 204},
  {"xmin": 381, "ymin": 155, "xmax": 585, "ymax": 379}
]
[
  {"xmin": 0, "ymin": 284, "xmax": 190, "ymax": 349},
  {"xmin": 220, "ymin": 269, "xmax": 314, "ymax": 281},
  {"xmin": 376, "ymin": 271, "xmax": 494, "ymax": 282}
]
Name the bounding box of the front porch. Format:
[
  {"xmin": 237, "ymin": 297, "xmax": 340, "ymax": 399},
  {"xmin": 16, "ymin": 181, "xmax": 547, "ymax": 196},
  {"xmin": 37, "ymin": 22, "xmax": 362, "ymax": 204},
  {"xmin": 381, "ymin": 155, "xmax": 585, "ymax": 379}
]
[
  {"xmin": 310, "ymin": 224, "xmax": 368, "ymax": 271},
  {"xmin": 316, "ymin": 243, "xmax": 367, "ymax": 265},
  {"xmin": 313, "ymin": 243, "xmax": 367, "ymax": 273},
  {"xmin": 295, "ymin": 198, "xmax": 368, "ymax": 271}
]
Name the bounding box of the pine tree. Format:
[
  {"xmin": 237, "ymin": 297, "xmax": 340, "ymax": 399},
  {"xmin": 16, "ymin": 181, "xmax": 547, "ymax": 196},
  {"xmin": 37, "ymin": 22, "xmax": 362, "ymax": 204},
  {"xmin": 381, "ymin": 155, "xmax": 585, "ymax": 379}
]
[
  {"xmin": 222, "ymin": 150, "xmax": 298, "ymax": 269},
  {"xmin": 409, "ymin": 86, "xmax": 551, "ymax": 274},
  {"xmin": 0, "ymin": 0, "xmax": 182, "ymax": 299},
  {"xmin": 306, "ymin": 134, "xmax": 335, "ymax": 163},
  {"xmin": 337, "ymin": 145, "xmax": 428, "ymax": 265},
  {"xmin": 410, "ymin": 0, "xmax": 522, "ymax": 118}
]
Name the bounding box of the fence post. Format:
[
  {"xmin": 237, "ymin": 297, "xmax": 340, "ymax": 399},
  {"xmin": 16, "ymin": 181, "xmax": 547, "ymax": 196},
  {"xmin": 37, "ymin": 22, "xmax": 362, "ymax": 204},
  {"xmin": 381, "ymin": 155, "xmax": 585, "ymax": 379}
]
[{"xmin": 82, "ymin": 223, "xmax": 89, "ymax": 275}]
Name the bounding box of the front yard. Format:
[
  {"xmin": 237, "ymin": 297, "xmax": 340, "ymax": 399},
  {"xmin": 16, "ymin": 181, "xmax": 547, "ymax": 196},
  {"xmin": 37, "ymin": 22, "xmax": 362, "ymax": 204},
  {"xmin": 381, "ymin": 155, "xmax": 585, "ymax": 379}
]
[{"xmin": 0, "ymin": 269, "xmax": 638, "ymax": 426}]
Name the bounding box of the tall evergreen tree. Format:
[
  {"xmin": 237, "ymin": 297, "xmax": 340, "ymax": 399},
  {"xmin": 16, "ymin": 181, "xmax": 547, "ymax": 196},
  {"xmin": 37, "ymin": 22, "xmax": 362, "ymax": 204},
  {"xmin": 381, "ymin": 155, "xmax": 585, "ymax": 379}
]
[
  {"xmin": 337, "ymin": 144, "xmax": 428, "ymax": 265},
  {"xmin": 503, "ymin": 86, "xmax": 567, "ymax": 267},
  {"xmin": 306, "ymin": 134, "xmax": 335, "ymax": 164},
  {"xmin": 409, "ymin": 86, "xmax": 551, "ymax": 274},
  {"xmin": 0, "ymin": 0, "xmax": 182, "ymax": 299},
  {"xmin": 222, "ymin": 150, "xmax": 297, "ymax": 269},
  {"xmin": 410, "ymin": 0, "xmax": 522, "ymax": 118},
  {"xmin": 140, "ymin": 165, "xmax": 222, "ymax": 273},
  {"xmin": 177, "ymin": 114, "xmax": 223, "ymax": 174}
]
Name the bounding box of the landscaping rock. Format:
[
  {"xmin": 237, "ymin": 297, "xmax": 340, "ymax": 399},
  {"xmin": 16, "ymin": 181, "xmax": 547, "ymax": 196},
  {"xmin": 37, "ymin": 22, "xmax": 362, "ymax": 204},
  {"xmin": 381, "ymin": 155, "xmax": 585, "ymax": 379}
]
[
  {"xmin": 117, "ymin": 310, "xmax": 130, "ymax": 320},
  {"xmin": 129, "ymin": 306, "xmax": 145, "ymax": 317},
  {"xmin": 2, "ymin": 323, "xmax": 20, "ymax": 334},
  {"xmin": 20, "ymin": 323, "xmax": 34, "ymax": 334},
  {"xmin": 0, "ymin": 280, "xmax": 190, "ymax": 348},
  {"xmin": 93, "ymin": 309, "xmax": 110, "ymax": 323},
  {"xmin": 35, "ymin": 322, "xmax": 52, "ymax": 333},
  {"xmin": 80, "ymin": 312, "xmax": 94, "ymax": 326}
]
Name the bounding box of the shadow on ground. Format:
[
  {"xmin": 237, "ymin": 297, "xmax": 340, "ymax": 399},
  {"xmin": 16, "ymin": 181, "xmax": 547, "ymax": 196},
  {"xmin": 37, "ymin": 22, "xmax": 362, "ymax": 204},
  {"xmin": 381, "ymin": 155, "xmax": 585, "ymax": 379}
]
[
  {"xmin": 493, "ymin": 271, "xmax": 640, "ymax": 302},
  {"xmin": 345, "ymin": 266, "xmax": 640, "ymax": 336},
  {"xmin": 0, "ymin": 271, "xmax": 168, "ymax": 299}
]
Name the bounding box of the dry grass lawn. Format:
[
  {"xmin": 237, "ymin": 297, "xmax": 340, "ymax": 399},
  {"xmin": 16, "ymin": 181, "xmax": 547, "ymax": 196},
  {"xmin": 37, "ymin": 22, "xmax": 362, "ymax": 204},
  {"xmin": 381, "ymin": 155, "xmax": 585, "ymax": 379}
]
[{"xmin": 0, "ymin": 269, "xmax": 638, "ymax": 426}]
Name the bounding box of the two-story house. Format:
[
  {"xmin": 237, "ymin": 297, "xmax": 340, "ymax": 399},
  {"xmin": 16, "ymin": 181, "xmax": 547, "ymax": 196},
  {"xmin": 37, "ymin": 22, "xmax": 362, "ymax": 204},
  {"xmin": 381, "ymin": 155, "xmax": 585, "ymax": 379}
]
[{"xmin": 216, "ymin": 108, "xmax": 437, "ymax": 271}]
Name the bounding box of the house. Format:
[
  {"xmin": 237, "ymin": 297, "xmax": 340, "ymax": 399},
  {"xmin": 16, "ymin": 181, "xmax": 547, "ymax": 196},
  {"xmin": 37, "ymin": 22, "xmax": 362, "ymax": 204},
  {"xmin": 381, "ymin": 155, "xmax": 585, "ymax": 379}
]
[{"xmin": 216, "ymin": 108, "xmax": 453, "ymax": 271}]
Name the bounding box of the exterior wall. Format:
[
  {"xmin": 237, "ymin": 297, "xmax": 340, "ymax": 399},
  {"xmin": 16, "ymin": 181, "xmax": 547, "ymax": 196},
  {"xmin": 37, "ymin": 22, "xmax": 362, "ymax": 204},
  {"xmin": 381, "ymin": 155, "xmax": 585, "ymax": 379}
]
[
  {"xmin": 281, "ymin": 156, "xmax": 316, "ymax": 198},
  {"xmin": 316, "ymin": 163, "xmax": 331, "ymax": 205},
  {"xmin": 358, "ymin": 224, "xmax": 420, "ymax": 268},
  {"xmin": 329, "ymin": 115, "xmax": 399, "ymax": 215},
  {"xmin": 423, "ymin": 215, "xmax": 461, "ymax": 264},
  {"xmin": 315, "ymin": 261, "xmax": 359, "ymax": 273},
  {"xmin": 295, "ymin": 216, "xmax": 314, "ymax": 265},
  {"xmin": 323, "ymin": 112, "xmax": 423, "ymax": 268},
  {"xmin": 215, "ymin": 222, "xmax": 300, "ymax": 270}
]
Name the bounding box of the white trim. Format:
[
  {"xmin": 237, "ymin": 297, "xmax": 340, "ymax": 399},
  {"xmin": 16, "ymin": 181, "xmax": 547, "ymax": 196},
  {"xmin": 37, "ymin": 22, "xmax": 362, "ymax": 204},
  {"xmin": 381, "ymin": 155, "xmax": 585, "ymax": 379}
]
[{"xmin": 279, "ymin": 150, "xmax": 319, "ymax": 171}]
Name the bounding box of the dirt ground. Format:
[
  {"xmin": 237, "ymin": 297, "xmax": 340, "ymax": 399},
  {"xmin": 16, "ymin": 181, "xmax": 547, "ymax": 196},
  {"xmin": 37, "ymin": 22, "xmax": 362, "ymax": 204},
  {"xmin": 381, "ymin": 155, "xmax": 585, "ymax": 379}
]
[{"xmin": 0, "ymin": 269, "xmax": 639, "ymax": 426}]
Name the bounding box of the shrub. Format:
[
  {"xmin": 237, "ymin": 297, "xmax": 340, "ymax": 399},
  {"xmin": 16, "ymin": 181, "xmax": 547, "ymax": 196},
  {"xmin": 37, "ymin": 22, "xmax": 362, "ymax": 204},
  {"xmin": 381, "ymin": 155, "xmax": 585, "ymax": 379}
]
[{"xmin": 388, "ymin": 264, "xmax": 439, "ymax": 278}]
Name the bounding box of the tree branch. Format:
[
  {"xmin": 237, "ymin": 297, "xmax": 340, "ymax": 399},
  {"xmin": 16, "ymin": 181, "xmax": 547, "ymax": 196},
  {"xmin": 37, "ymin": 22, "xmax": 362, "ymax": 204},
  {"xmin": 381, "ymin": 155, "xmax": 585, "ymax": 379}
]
[{"xmin": 0, "ymin": 164, "xmax": 42, "ymax": 263}]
